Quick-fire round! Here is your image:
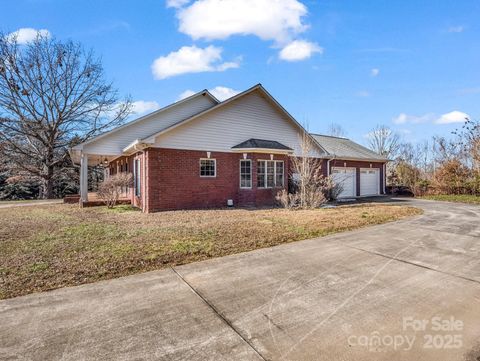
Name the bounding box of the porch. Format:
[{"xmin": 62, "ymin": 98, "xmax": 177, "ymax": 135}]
[{"xmin": 64, "ymin": 192, "xmax": 131, "ymax": 207}]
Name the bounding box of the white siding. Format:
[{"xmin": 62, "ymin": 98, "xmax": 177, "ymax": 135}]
[
  {"xmin": 83, "ymin": 94, "xmax": 217, "ymax": 155},
  {"xmin": 153, "ymin": 90, "xmax": 324, "ymax": 156}
]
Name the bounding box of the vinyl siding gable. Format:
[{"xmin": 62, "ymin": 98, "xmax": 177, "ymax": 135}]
[
  {"xmin": 152, "ymin": 90, "xmax": 324, "ymax": 156},
  {"xmin": 83, "ymin": 94, "xmax": 217, "ymax": 155}
]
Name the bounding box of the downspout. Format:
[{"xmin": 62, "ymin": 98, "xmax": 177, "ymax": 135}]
[{"xmin": 326, "ymin": 155, "xmax": 336, "ymax": 177}]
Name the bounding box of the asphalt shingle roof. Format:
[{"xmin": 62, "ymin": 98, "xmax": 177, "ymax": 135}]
[
  {"xmin": 232, "ymin": 138, "xmax": 292, "ymax": 150},
  {"xmin": 311, "ymin": 134, "xmax": 387, "ymax": 161}
]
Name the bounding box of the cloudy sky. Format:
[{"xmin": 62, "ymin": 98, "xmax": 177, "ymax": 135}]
[{"xmin": 3, "ymin": 0, "xmax": 480, "ymax": 144}]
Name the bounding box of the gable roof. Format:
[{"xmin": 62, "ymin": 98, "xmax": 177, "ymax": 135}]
[
  {"xmin": 311, "ymin": 134, "xmax": 387, "ymax": 161},
  {"xmin": 72, "ymin": 89, "xmax": 219, "ymax": 151},
  {"xmin": 232, "ymin": 138, "xmax": 293, "ymax": 151},
  {"xmin": 141, "ymin": 84, "xmax": 327, "ymax": 155}
]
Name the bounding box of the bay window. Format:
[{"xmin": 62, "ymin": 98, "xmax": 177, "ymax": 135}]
[{"xmin": 257, "ymin": 160, "xmax": 284, "ymax": 188}]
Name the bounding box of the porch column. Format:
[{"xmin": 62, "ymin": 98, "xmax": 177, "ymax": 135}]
[{"xmin": 80, "ymin": 153, "xmax": 88, "ymax": 202}]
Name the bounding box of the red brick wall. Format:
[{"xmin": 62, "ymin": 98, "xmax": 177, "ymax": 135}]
[
  {"xmin": 144, "ymin": 148, "xmax": 289, "ymax": 212},
  {"xmin": 107, "ymin": 150, "xmax": 386, "ymax": 212}
]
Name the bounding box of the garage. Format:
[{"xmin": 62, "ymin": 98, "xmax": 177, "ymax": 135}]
[
  {"xmin": 360, "ymin": 168, "xmax": 380, "ymax": 196},
  {"xmin": 331, "ymin": 167, "xmax": 356, "ymax": 198}
]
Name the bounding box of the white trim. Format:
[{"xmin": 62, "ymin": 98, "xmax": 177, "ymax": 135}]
[
  {"xmin": 383, "ymin": 163, "xmax": 386, "ymax": 194},
  {"xmin": 199, "ymin": 158, "xmax": 216, "ymax": 178},
  {"xmin": 239, "ymin": 159, "xmax": 252, "ymax": 189},
  {"xmin": 231, "ymin": 147, "xmax": 293, "ymax": 154},
  {"xmin": 257, "ymin": 159, "xmax": 284, "ymax": 189},
  {"xmin": 80, "ymin": 153, "xmax": 88, "ymax": 202}
]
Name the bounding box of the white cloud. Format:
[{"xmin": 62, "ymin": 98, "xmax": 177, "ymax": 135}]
[
  {"xmin": 175, "ymin": 0, "xmax": 309, "ymax": 44},
  {"xmin": 178, "ymin": 90, "xmax": 197, "ymax": 100},
  {"xmin": 356, "ymin": 90, "xmax": 370, "ymax": 97},
  {"xmin": 435, "ymin": 111, "xmax": 470, "ymax": 124},
  {"xmin": 392, "ymin": 112, "xmax": 434, "ymax": 125},
  {"xmin": 447, "ymin": 25, "xmax": 465, "ymax": 33},
  {"xmin": 178, "ymin": 86, "xmax": 240, "ymax": 101},
  {"xmin": 151, "ymin": 45, "xmax": 240, "ymax": 79},
  {"xmin": 392, "ymin": 111, "xmax": 470, "ymax": 125},
  {"xmin": 371, "ymin": 68, "xmax": 380, "ymax": 77},
  {"xmin": 7, "ymin": 28, "xmax": 50, "ymax": 44},
  {"xmin": 279, "ymin": 40, "xmax": 322, "ymax": 61},
  {"xmin": 208, "ymin": 86, "xmax": 241, "ymax": 100},
  {"xmin": 131, "ymin": 100, "xmax": 160, "ymax": 115},
  {"xmin": 166, "ymin": 0, "xmax": 191, "ymax": 8}
]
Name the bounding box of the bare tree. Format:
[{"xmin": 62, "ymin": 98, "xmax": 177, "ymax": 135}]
[
  {"xmin": 326, "ymin": 123, "xmax": 347, "ymax": 138},
  {"xmin": 277, "ymin": 132, "xmax": 342, "ymax": 208},
  {"xmin": 0, "ymin": 32, "xmax": 131, "ymax": 198},
  {"xmin": 97, "ymin": 173, "xmax": 133, "ymax": 208},
  {"xmin": 454, "ymin": 118, "xmax": 480, "ymax": 172},
  {"xmin": 367, "ymin": 125, "xmax": 401, "ymax": 159}
]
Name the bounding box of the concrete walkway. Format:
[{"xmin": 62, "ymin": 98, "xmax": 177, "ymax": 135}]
[
  {"xmin": 1, "ymin": 199, "xmax": 479, "ymax": 360},
  {"xmin": 0, "ymin": 199, "xmax": 62, "ymax": 209}
]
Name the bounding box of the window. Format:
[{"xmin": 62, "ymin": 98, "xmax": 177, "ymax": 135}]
[
  {"xmin": 275, "ymin": 161, "xmax": 284, "ymax": 187},
  {"xmin": 257, "ymin": 160, "xmax": 284, "ymax": 188},
  {"xmin": 200, "ymin": 159, "xmax": 216, "ymax": 177},
  {"xmin": 134, "ymin": 159, "xmax": 141, "ymax": 196},
  {"xmin": 240, "ymin": 160, "xmax": 252, "ymax": 188}
]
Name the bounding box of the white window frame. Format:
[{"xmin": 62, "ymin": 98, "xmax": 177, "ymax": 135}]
[
  {"xmin": 257, "ymin": 160, "xmax": 284, "ymax": 189},
  {"xmin": 199, "ymin": 158, "xmax": 216, "ymax": 178},
  {"xmin": 239, "ymin": 159, "xmax": 252, "ymax": 189},
  {"xmin": 134, "ymin": 159, "xmax": 141, "ymax": 197}
]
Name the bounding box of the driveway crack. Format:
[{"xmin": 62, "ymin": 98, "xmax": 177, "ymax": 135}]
[
  {"xmin": 344, "ymin": 244, "xmax": 480, "ymax": 285},
  {"xmin": 170, "ymin": 267, "xmax": 267, "ymax": 361}
]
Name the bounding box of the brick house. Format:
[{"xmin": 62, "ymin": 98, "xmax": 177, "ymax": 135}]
[{"xmin": 70, "ymin": 84, "xmax": 387, "ymax": 212}]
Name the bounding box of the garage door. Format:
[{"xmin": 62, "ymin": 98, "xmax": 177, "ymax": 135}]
[
  {"xmin": 331, "ymin": 167, "xmax": 356, "ymax": 198},
  {"xmin": 360, "ymin": 168, "xmax": 380, "ymax": 196}
]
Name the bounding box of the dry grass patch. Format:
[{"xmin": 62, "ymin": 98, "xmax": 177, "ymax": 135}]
[{"xmin": 0, "ymin": 203, "xmax": 422, "ymax": 299}]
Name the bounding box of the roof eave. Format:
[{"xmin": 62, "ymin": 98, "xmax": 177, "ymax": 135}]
[{"xmin": 230, "ymin": 147, "xmax": 293, "ymax": 154}]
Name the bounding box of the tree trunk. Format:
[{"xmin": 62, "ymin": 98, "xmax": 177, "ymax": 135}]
[{"xmin": 42, "ymin": 159, "xmax": 55, "ymax": 199}]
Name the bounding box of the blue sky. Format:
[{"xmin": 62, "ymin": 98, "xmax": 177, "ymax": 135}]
[{"xmin": 3, "ymin": 0, "xmax": 480, "ymax": 145}]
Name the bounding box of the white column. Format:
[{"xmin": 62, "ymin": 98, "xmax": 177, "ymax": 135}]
[{"xmin": 80, "ymin": 153, "xmax": 88, "ymax": 202}]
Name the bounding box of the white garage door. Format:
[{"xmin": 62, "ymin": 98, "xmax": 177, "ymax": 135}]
[
  {"xmin": 360, "ymin": 168, "xmax": 380, "ymax": 196},
  {"xmin": 331, "ymin": 167, "xmax": 356, "ymax": 198}
]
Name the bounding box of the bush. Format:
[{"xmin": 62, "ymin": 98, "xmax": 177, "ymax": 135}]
[
  {"xmin": 97, "ymin": 173, "xmax": 133, "ymax": 208},
  {"xmin": 276, "ymin": 175, "xmax": 342, "ymax": 209},
  {"xmin": 433, "ymin": 160, "xmax": 471, "ymax": 195}
]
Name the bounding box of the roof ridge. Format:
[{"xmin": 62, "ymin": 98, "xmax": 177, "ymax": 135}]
[{"xmin": 310, "ymin": 133, "xmax": 349, "ymax": 140}]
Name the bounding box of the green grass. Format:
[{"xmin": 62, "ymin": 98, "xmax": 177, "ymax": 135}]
[
  {"xmin": 0, "ymin": 203, "xmax": 422, "ymax": 299},
  {"xmin": 420, "ymin": 194, "xmax": 480, "ymax": 205}
]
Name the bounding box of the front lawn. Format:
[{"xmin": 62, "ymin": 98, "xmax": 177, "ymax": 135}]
[
  {"xmin": 419, "ymin": 194, "xmax": 480, "ymax": 205},
  {"xmin": 0, "ymin": 203, "xmax": 421, "ymax": 299}
]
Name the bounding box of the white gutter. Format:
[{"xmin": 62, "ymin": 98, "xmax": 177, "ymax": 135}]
[{"xmin": 122, "ymin": 139, "xmax": 151, "ymax": 154}]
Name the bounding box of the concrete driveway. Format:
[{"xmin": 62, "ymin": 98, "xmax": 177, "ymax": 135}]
[{"xmin": 1, "ymin": 198, "xmax": 479, "ymax": 360}]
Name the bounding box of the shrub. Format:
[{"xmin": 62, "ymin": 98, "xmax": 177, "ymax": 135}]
[
  {"xmin": 433, "ymin": 159, "xmax": 471, "ymax": 195},
  {"xmin": 97, "ymin": 173, "xmax": 133, "ymax": 208}
]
